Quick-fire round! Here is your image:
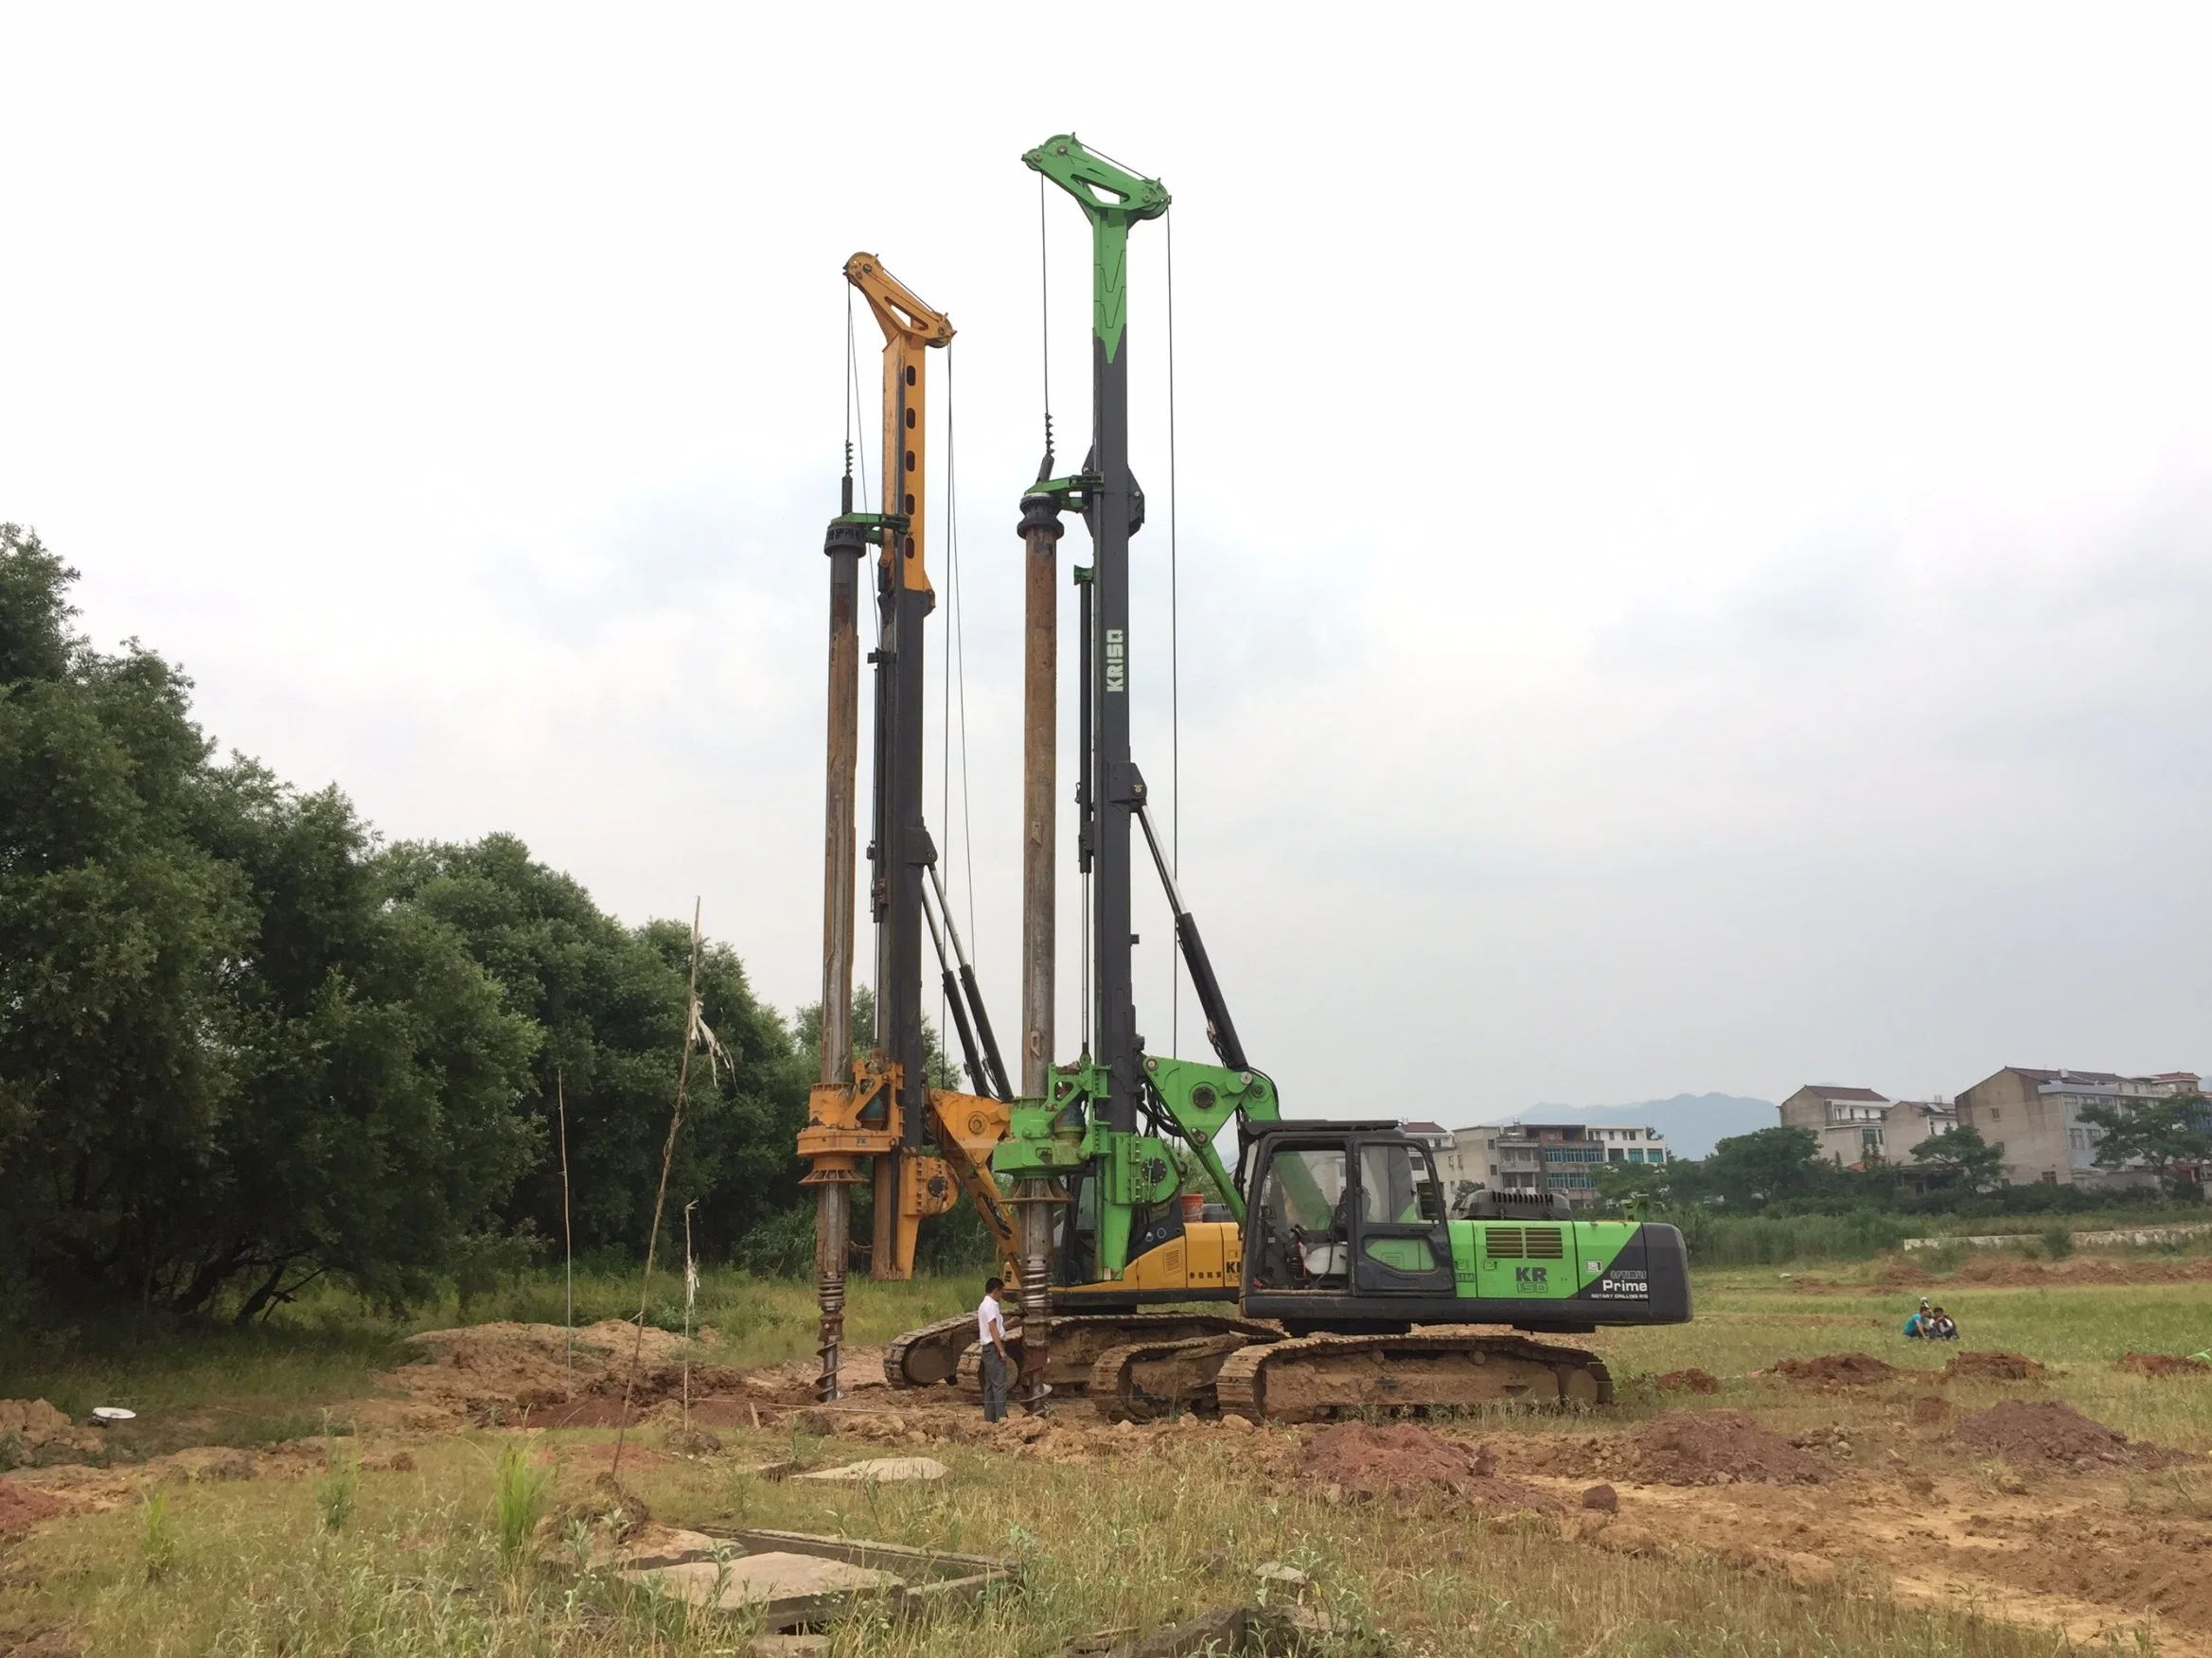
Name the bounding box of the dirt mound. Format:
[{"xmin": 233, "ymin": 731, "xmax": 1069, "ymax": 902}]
[
  {"xmin": 0, "ymin": 1477, "xmax": 70, "ymax": 1533},
  {"xmin": 1873, "ymin": 1259, "xmax": 1932, "ymax": 1287},
  {"xmin": 1619, "ymin": 1409, "xmax": 1832, "ymax": 1487},
  {"xmin": 2122, "ymin": 1351, "xmax": 2212, "ymax": 1378},
  {"xmin": 1299, "ymin": 1422, "xmax": 1559, "ymax": 1510},
  {"xmin": 1953, "ymin": 1255, "xmax": 2212, "ymax": 1288},
  {"xmin": 1942, "ymin": 1350, "xmax": 2045, "ymax": 1382},
  {"xmin": 1773, "ymin": 1353, "xmax": 1899, "ymax": 1385},
  {"xmin": 0, "ymin": 1399, "xmax": 100, "ymax": 1458},
  {"xmin": 1954, "ymin": 1400, "xmax": 2192, "ymax": 1470},
  {"xmin": 389, "ymin": 1320, "xmax": 725, "ymax": 1422},
  {"xmin": 1652, "ymin": 1368, "xmax": 1720, "ymax": 1394}
]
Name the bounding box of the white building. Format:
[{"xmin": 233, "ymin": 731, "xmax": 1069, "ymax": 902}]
[{"xmin": 1435, "ymin": 1120, "xmax": 1672, "ymax": 1209}]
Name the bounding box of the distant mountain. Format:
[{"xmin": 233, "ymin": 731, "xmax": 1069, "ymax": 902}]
[{"xmin": 1503, "ymin": 1093, "xmax": 1778, "ymax": 1159}]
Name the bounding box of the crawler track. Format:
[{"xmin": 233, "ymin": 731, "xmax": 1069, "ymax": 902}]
[
  {"xmin": 1212, "ymin": 1332, "xmax": 1614, "ymax": 1423},
  {"xmin": 885, "ymin": 1311, "xmax": 1278, "ymax": 1393},
  {"xmin": 883, "ymin": 1314, "xmax": 980, "ymax": 1388},
  {"xmin": 1088, "ymin": 1332, "xmax": 1281, "ymax": 1421}
]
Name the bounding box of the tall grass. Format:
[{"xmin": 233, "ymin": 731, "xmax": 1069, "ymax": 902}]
[
  {"xmin": 495, "ymin": 1440, "xmax": 554, "ymax": 1565},
  {"xmin": 1672, "ymin": 1208, "xmax": 1916, "ymax": 1265},
  {"xmin": 139, "ymin": 1487, "xmax": 176, "ymax": 1580},
  {"xmin": 315, "ymin": 1431, "xmax": 359, "ymax": 1533}
]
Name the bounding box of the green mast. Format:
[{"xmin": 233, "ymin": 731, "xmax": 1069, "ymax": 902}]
[
  {"xmin": 996, "ymin": 134, "xmax": 1273, "ymax": 1282},
  {"xmin": 1021, "ymin": 134, "xmax": 1170, "ymax": 363}
]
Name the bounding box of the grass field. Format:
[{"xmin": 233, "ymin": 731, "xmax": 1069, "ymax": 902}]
[
  {"xmin": 5, "ymin": 1253, "xmax": 2211, "ymax": 1656},
  {"xmin": 9, "ymin": 1410, "xmax": 2090, "ymax": 1658}
]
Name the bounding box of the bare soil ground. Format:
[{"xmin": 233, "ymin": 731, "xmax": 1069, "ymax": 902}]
[{"xmin": 7, "ymin": 1282, "xmax": 2212, "ymax": 1655}]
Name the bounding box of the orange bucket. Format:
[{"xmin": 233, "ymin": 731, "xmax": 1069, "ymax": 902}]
[{"xmin": 1180, "ymin": 1191, "xmax": 1205, "ymax": 1223}]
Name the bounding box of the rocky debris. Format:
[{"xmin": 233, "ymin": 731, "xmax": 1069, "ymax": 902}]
[
  {"xmin": 662, "ymin": 1423, "xmax": 724, "ymax": 1457},
  {"xmin": 1773, "ymin": 1353, "xmax": 1899, "ymax": 1386},
  {"xmin": 0, "ymin": 1478, "xmax": 70, "ymax": 1533},
  {"xmin": 2121, "ymin": 1351, "xmax": 2212, "ymax": 1379},
  {"xmin": 1580, "ymin": 1483, "xmax": 1619, "ymax": 1512},
  {"xmin": 615, "ymin": 1526, "xmax": 729, "ymax": 1571},
  {"xmin": 1299, "ymin": 1422, "xmax": 1560, "ymax": 1511},
  {"xmin": 0, "ymin": 1399, "xmax": 101, "ymax": 1459},
  {"xmin": 1788, "ymin": 1423, "xmax": 1856, "ymax": 1461},
  {"xmin": 1653, "ymin": 1368, "xmax": 1721, "ymax": 1394},
  {"xmin": 791, "ymin": 1455, "xmax": 948, "ymax": 1484},
  {"xmin": 1954, "ymin": 1400, "xmax": 2192, "ymax": 1470},
  {"xmin": 1942, "ymin": 1350, "xmax": 2047, "ymax": 1383},
  {"xmin": 1592, "ymin": 1409, "xmax": 1832, "ymax": 1487}
]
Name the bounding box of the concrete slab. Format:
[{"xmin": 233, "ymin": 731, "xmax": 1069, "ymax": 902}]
[
  {"xmin": 792, "ymin": 1455, "xmax": 949, "ymax": 1484},
  {"xmin": 623, "ymin": 1552, "xmax": 899, "ymax": 1611}
]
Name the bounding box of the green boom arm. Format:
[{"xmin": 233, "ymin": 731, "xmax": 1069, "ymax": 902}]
[{"xmin": 1024, "ymin": 134, "xmax": 1170, "ymax": 364}]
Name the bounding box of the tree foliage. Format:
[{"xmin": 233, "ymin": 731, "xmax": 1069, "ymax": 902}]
[
  {"xmin": 1908, "ymin": 1124, "xmax": 2006, "ymax": 1193},
  {"xmin": 0, "ymin": 527, "xmax": 543, "ymax": 1316},
  {"xmin": 1, "ymin": 528, "xmax": 813, "ymax": 1317},
  {"xmin": 1697, "ymin": 1126, "xmax": 1829, "ymax": 1207},
  {"xmin": 380, "ymin": 837, "xmax": 809, "ymax": 1261},
  {"xmin": 2079, "ymin": 1095, "xmax": 2212, "ymax": 1197}
]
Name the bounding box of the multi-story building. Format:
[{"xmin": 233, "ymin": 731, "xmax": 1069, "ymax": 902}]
[
  {"xmin": 1955, "ymin": 1067, "xmax": 2203, "ymax": 1190},
  {"xmin": 1778, "ymin": 1085, "xmax": 1957, "ymax": 1168},
  {"xmin": 1778, "ymin": 1085, "xmax": 1891, "ymax": 1165},
  {"xmin": 1438, "ymin": 1120, "xmax": 1670, "ymax": 1209},
  {"xmin": 1883, "ymin": 1100, "xmax": 1960, "ymax": 1163}
]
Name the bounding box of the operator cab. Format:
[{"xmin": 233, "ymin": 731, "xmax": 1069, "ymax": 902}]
[{"xmin": 1240, "ymin": 1120, "xmax": 1451, "ymax": 1298}]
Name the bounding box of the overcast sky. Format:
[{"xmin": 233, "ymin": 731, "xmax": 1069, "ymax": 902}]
[{"xmin": 6, "ymin": 6, "xmax": 2209, "ymax": 1117}]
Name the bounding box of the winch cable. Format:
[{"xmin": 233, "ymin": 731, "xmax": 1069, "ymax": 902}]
[
  {"xmin": 937, "ymin": 344, "xmax": 983, "ymax": 1087},
  {"xmin": 844, "ymin": 284, "xmax": 870, "ymax": 521},
  {"xmin": 844, "ymin": 281, "xmax": 880, "ymax": 1036},
  {"xmin": 1165, "ymin": 203, "xmax": 1182, "ymax": 1060},
  {"xmin": 1037, "ymin": 172, "xmax": 1054, "ymax": 474}
]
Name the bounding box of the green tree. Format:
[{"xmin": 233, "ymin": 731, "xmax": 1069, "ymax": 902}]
[
  {"xmin": 1, "ymin": 529, "xmax": 540, "ymax": 1316},
  {"xmin": 1701, "ymin": 1126, "xmax": 1829, "ymax": 1208},
  {"xmin": 792, "ymin": 986, "xmax": 959, "ymax": 1089},
  {"xmin": 2078, "ymin": 1096, "xmax": 2212, "ymax": 1199},
  {"xmin": 1592, "ymin": 1157, "xmax": 1672, "ymax": 1210},
  {"xmin": 1908, "ymin": 1125, "xmax": 2006, "ymax": 1193},
  {"xmin": 380, "ymin": 836, "xmax": 810, "ymax": 1261}
]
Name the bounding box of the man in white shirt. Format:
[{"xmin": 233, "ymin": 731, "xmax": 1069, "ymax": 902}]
[{"xmin": 977, "ymin": 1276, "xmax": 1011, "ymax": 1421}]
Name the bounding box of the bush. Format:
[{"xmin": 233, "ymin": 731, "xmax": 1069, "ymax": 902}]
[{"xmin": 2042, "ymin": 1224, "xmax": 2076, "ymax": 1260}]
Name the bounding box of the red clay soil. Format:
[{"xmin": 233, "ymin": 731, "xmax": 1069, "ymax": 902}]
[
  {"xmin": 1941, "ymin": 1350, "xmax": 2046, "ymax": 1382},
  {"xmin": 1652, "ymin": 1368, "xmax": 1721, "ymax": 1394},
  {"xmin": 1620, "ymin": 1409, "xmax": 1832, "ymax": 1486},
  {"xmin": 1873, "ymin": 1255, "xmax": 2212, "ymax": 1290},
  {"xmin": 2122, "ymin": 1351, "xmax": 2212, "ymax": 1378},
  {"xmin": 1953, "ymin": 1400, "xmax": 2194, "ymax": 1470},
  {"xmin": 1773, "ymin": 1353, "xmax": 1901, "ymax": 1385},
  {"xmin": 1300, "ymin": 1422, "xmax": 1560, "ymax": 1510},
  {"xmin": 0, "ymin": 1477, "xmax": 69, "ymax": 1533}
]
